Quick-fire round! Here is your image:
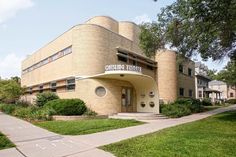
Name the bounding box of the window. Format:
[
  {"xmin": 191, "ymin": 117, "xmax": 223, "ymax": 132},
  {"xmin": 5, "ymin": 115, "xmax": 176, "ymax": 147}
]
[
  {"xmin": 230, "ymin": 92, "xmax": 234, "ymax": 97},
  {"xmin": 147, "ymin": 65, "xmax": 154, "ymax": 70},
  {"xmin": 189, "ymin": 89, "xmax": 193, "ymax": 97},
  {"xmin": 51, "ymin": 82, "xmax": 57, "ymax": 92},
  {"xmin": 66, "ymin": 78, "xmax": 75, "ymax": 90},
  {"xmin": 179, "ymin": 65, "xmax": 184, "ymax": 73},
  {"xmin": 41, "ymin": 58, "xmax": 49, "ymax": 65},
  {"xmin": 39, "ymin": 85, "xmax": 43, "ymax": 93},
  {"xmin": 117, "ymin": 51, "xmax": 128, "ymax": 62},
  {"xmin": 63, "ymin": 46, "xmax": 72, "ymax": 55},
  {"xmin": 179, "ymin": 88, "xmax": 184, "ymax": 96},
  {"xmin": 29, "ymin": 87, "xmax": 32, "ymax": 95},
  {"xmin": 199, "ymin": 91, "xmax": 202, "ymax": 98},
  {"xmin": 188, "ymin": 68, "xmax": 192, "ymax": 76},
  {"xmin": 95, "ymin": 86, "xmax": 106, "ymax": 97},
  {"xmin": 118, "ymin": 56, "xmax": 127, "ymax": 62}
]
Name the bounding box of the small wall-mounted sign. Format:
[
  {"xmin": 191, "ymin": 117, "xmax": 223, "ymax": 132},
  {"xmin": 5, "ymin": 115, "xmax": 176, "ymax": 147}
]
[{"xmin": 105, "ymin": 64, "xmax": 142, "ymax": 73}]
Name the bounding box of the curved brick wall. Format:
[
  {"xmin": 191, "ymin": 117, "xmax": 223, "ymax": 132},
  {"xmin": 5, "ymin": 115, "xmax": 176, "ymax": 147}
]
[
  {"xmin": 86, "ymin": 16, "xmax": 119, "ymax": 33},
  {"xmin": 156, "ymin": 50, "xmax": 177, "ymax": 103}
]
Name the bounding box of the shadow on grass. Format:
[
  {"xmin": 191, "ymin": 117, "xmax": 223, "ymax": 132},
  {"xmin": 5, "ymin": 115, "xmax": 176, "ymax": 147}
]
[{"xmin": 215, "ymin": 111, "xmax": 236, "ymax": 122}]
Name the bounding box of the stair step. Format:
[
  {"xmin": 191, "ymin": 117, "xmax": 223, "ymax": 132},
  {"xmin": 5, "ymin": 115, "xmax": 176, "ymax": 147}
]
[{"xmin": 109, "ymin": 113, "xmax": 168, "ymax": 120}]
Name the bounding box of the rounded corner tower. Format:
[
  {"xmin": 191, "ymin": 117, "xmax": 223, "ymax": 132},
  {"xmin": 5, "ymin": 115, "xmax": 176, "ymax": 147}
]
[
  {"xmin": 86, "ymin": 16, "xmax": 119, "ymax": 33},
  {"xmin": 155, "ymin": 49, "xmax": 177, "ymax": 103}
]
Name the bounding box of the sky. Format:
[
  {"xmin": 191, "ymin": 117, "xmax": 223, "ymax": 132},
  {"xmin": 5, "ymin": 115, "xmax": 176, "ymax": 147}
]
[{"xmin": 0, "ymin": 0, "xmax": 229, "ymax": 78}]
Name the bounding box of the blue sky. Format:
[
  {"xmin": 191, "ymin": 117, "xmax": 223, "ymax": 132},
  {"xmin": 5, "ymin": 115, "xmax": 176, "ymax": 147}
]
[{"xmin": 0, "ymin": 0, "xmax": 229, "ymax": 78}]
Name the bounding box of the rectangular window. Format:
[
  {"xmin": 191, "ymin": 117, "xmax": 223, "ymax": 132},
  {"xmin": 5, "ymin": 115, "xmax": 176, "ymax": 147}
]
[
  {"xmin": 230, "ymin": 92, "xmax": 234, "ymax": 97},
  {"xmin": 29, "ymin": 87, "xmax": 32, "ymax": 95},
  {"xmin": 147, "ymin": 65, "xmax": 154, "ymax": 70},
  {"xmin": 188, "ymin": 68, "xmax": 192, "ymax": 76},
  {"xmin": 63, "ymin": 46, "xmax": 72, "ymax": 55},
  {"xmin": 51, "ymin": 82, "xmax": 57, "ymax": 92},
  {"xmin": 179, "ymin": 65, "xmax": 183, "ymax": 73},
  {"xmin": 179, "ymin": 88, "xmax": 184, "ymax": 96},
  {"xmin": 39, "ymin": 85, "xmax": 43, "ymax": 93},
  {"xmin": 189, "ymin": 89, "xmax": 193, "ymax": 97},
  {"xmin": 117, "ymin": 51, "xmax": 128, "ymax": 62},
  {"xmin": 199, "ymin": 91, "xmax": 202, "ymax": 98},
  {"xmin": 67, "ymin": 78, "xmax": 75, "ymax": 90}
]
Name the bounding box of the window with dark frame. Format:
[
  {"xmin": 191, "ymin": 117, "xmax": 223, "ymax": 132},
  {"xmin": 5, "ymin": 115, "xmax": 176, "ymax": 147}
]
[
  {"xmin": 179, "ymin": 64, "xmax": 184, "ymax": 73},
  {"xmin": 188, "ymin": 68, "xmax": 192, "ymax": 76},
  {"xmin": 29, "ymin": 87, "xmax": 32, "ymax": 95},
  {"xmin": 51, "ymin": 82, "xmax": 57, "ymax": 92},
  {"xmin": 199, "ymin": 91, "xmax": 202, "ymax": 97},
  {"xmin": 66, "ymin": 78, "xmax": 75, "ymax": 90},
  {"xmin": 189, "ymin": 89, "xmax": 193, "ymax": 97},
  {"xmin": 39, "ymin": 85, "xmax": 43, "ymax": 93},
  {"xmin": 230, "ymin": 92, "xmax": 234, "ymax": 97},
  {"xmin": 179, "ymin": 88, "xmax": 184, "ymax": 96}
]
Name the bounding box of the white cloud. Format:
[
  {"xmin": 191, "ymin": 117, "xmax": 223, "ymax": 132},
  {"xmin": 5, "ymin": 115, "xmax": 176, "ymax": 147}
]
[
  {"xmin": 0, "ymin": 53, "xmax": 24, "ymax": 78},
  {"xmin": 133, "ymin": 14, "xmax": 152, "ymax": 25},
  {"xmin": 0, "ymin": 0, "xmax": 34, "ymax": 24}
]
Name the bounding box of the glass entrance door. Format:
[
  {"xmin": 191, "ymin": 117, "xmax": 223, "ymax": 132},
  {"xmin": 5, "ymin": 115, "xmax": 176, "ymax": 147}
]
[{"xmin": 121, "ymin": 87, "xmax": 133, "ymax": 112}]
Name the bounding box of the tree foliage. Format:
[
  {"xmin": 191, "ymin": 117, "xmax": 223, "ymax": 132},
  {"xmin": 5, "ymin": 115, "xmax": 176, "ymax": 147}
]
[
  {"xmin": 0, "ymin": 79, "xmax": 23, "ymax": 103},
  {"xmin": 141, "ymin": 0, "xmax": 236, "ymax": 60}
]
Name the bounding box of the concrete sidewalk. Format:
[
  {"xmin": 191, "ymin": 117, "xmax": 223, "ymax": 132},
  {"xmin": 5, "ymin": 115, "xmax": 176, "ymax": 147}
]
[{"xmin": 0, "ymin": 105, "xmax": 235, "ymax": 157}]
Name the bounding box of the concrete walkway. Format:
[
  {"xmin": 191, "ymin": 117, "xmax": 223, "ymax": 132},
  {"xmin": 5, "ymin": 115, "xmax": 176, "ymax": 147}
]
[{"xmin": 0, "ymin": 105, "xmax": 235, "ymax": 157}]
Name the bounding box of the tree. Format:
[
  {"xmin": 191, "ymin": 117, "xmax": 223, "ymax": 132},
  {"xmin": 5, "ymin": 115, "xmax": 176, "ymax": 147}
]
[
  {"xmin": 0, "ymin": 79, "xmax": 23, "ymax": 104},
  {"xmin": 141, "ymin": 0, "xmax": 236, "ymax": 60},
  {"xmin": 207, "ymin": 69, "xmax": 217, "ymax": 80},
  {"xmin": 216, "ymin": 59, "xmax": 236, "ymax": 86}
]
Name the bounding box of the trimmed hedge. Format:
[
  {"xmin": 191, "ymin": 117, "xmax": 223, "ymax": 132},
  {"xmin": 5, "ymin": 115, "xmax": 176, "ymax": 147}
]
[
  {"xmin": 225, "ymin": 99, "xmax": 236, "ymax": 104},
  {"xmin": 36, "ymin": 92, "xmax": 59, "ymax": 107},
  {"xmin": 45, "ymin": 99, "xmax": 87, "ymax": 116}
]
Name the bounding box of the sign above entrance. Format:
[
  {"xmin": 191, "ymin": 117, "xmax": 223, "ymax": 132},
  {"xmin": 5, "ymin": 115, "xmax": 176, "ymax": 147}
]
[{"xmin": 105, "ymin": 64, "xmax": 142, "ymax": 73}]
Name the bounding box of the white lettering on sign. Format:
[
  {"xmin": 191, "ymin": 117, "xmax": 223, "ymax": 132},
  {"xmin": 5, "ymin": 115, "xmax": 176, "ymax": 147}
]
[{"xmin": 105, "ymin": 64, "xmax": 142, "ymax": 73}]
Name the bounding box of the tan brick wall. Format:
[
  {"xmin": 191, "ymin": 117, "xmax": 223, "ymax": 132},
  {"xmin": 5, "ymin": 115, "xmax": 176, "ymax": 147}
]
[
  {"xmin": 177, "ymin": 59, "xmax": 196, "ymax": 98},
  {"xmin": 155, "ymin": 50, "xmax": 177, "ymax": 103}
]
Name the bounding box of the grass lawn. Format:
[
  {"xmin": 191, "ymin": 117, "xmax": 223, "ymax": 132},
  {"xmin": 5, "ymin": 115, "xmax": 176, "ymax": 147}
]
[
  {"xmin": 34, "ymin": 119, "xmax": 144, "ymax": 135},
  {"xmin": 0, "ymin": 132, "xmax": 15, "ymax": 150},
  {"xmin": 102, "ymin": 111, "xmax": 236, "ymax": 157}
]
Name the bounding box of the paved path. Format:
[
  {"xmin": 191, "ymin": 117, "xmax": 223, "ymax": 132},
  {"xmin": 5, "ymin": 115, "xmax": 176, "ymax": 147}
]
[{"xmin": 0, "ymin": 105, "xmax": 235, "ymax": 157}]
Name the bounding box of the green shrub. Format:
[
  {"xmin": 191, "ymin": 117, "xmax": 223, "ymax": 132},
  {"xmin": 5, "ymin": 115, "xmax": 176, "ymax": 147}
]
[
  {"xmin": 161, "ymin": 98, "xmax": 204, "ymax": 118},
  {"xmin": 45, "ymin": 99, "xmax": 87, "ymax": 115},
  {"xmin": 0, "ymin": 104, "xmax": 17, "ymax": 114},
  {"xmin": 84, "ymin": 108, "xmax": 97, "ymax": 116},
  {"xmin": 201, "ymin": 98, "xmax": 212, "ymax": 106},
  {"xmin": 36, "ymin": 92, "xmax": 59, "ymax": 107},
  {"xmin": 30, "ymin": 108, "xmax": 56, "ymax": 121},
  {"xmin": 175, "ymin": 98, "xmax": 204, "ymax": 113},
  {"xmin": 161, "ymin": 104, "xmax": 191, "ymax": 118},
  {"xmin": 225, "ymin": 99, "xmax": 236, "ymax": 104},
  {"xmin": 13, "ymin": 107, "xmax": 36, "ymax": 119}
]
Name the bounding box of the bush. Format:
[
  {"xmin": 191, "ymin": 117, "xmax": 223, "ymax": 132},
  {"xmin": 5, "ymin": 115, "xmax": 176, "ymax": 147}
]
[
  {"xmin": 161, "ymin": 98, "xmax": 204, "ymax": 118},
  {"xmin": 36, "ymin": 92, "xmax": 59, "ymax": 107},
  {"xmin": 45, "ymin": 99, "xmax": 87, "ymax": 115},
  {"xmin": 84, "ymin": 108, "xmax": 97, "ymax": 116},
  {"xmin": 225, "ymin": 99, "xmax": 236, "ymax": 104},
  {"xmin": 201, "ymin": 98, "xmax": 212, "ymax": 106},
  {"xmin": 13, "ymin": 106, "xmax": 37, "ymax": 119},
  {"xmin": 0, "ymin": 104, "xmax": 17, "ymax": 114},
  {"xmin": 29, "ymin": 108, "xmax": 56, "ymax": 121},
  {"xmin": 161, "ymin": 104, "xmax": 191, "ymax": 118},
  {"xmin": 175, "ymin": 98, "xmax": 204, "ymax": 113}
]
